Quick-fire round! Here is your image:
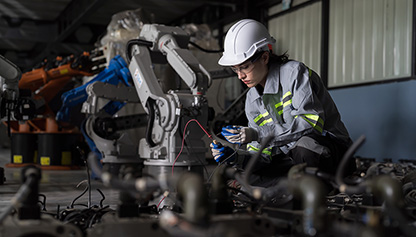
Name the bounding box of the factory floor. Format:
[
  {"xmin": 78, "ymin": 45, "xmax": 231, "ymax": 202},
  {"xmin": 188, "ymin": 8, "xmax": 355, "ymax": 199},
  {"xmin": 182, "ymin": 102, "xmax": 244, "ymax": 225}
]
[
  {"xmin": 0, "ymin": 146, "xmax": 120, "ymax": 214},
  {"xmin": 0, "ymin": 145, "xmax": 218, "ymax": 215}
]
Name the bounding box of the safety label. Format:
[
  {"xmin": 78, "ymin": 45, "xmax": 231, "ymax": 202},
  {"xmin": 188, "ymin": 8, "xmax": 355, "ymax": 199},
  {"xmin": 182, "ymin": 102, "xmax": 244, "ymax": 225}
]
[
  {"xmin": 41, "ymin": 157, "xmax": 51, "ymax": 166},
  {"xmin": 13, "ymin": 155, "xmax": 22, "ymax": 164},
  {"xmin": 134, "ymin": 69, "xmax": 142, "ymax": 88}
]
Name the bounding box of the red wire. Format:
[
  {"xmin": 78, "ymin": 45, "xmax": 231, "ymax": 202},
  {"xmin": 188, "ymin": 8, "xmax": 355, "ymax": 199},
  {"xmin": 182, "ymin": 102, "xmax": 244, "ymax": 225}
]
[
  {"xmin": 171, "ymin": 119, "xmax": 213, "ymax": 176},
  {"xmin": 157, "ymin": 196, "xmax": 166, "ymax": 209}
]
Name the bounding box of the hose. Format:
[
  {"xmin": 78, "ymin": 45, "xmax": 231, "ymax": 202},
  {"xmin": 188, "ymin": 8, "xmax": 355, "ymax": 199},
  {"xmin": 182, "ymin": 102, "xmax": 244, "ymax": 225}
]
[
  {"xmin": 188, "ymin": 41, "xmax": 223, "ymax": 53},
  {"xmin": 335, "ymin": 135, "xmax": 366, "ymax": 193},
  {"xmin": 333, "ymin": 136, "xmax": 416, "ymax": 236},
  {"xmin": 125, "ymin": 39, "xmax": 153, "ymax": 64},
  {"xmin": 241, "ymin": 135, "xmax": 274, "ymax": 195}
]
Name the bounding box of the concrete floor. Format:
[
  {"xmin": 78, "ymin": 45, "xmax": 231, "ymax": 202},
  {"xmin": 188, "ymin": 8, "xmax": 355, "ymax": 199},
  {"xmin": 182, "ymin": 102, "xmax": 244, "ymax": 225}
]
[
  {"xmin": 0, "ymin": 147, "xmax": 120, "ymax": 214},
  {"xmin": 0, "ymin": 144, "xmax": 217, "ymax": 215}
]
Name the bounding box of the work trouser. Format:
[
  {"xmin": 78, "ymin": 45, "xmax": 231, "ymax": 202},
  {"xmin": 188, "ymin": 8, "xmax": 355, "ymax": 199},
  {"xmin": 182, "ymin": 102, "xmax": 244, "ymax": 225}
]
[
  {"xmin": 289, "ymin": 133, "xmax": 355, "ymax": 175},
  {"xmin": 249, "ymin": 134, "xmax": 355, "ymax": 187}
]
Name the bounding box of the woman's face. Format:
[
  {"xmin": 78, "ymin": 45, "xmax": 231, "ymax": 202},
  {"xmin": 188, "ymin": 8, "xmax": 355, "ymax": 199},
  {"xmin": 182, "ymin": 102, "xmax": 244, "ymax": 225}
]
[{"xmin": 231, "ymin": 52, "xmax": 269, "ymax": 88}]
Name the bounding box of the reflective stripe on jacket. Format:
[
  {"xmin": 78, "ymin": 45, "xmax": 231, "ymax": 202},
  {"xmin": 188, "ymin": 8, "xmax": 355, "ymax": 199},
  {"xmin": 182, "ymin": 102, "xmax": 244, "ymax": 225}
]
[{"xmin": 245, "ymin": 60, "xmax": 351, "ymax": 157}]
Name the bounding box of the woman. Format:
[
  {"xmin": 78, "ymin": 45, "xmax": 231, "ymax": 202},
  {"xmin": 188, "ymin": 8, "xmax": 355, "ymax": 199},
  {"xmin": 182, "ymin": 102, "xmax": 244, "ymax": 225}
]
[{"xmin": 211, "ymin": 19, "xmax": 355, "ymax": 186}]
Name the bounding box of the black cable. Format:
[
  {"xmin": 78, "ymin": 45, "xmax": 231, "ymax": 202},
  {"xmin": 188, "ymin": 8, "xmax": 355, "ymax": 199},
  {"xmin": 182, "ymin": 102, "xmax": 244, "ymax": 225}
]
[
  {"xmin": 188, "ymin": 41, "xmax": 223, "ymax": 53},
  {"xmin": 77, "ymin": 145, "xmax": 92, "ymax": 208},
  {"xmin": 88, "ymin": 152, "xmax": 103, "ymax": 179},
  {"xmin": 69, "ymin": 185, "xmax": 89, "ymax": 208},
  {"xmin": 206, "ymin": 147, "xmax": 239, "ymax": 183},
  {"xmin": 242, "ymin": 135, "xmax": 274, "ymax": 193},
  {"xmin": 126, "ymin": 39, "xmax": 153, "ymax": 64},
  {"xmin": 96, "ymin": 188, "xmax": 105, "ymax": 208},
  {"xmin": 86, "ymin": 165, "xmax": 91, "ymax": 208},
  {"xmin": 38, "ymin": 194, "xmax": 47, "ymax": 211},
  {"xmin": 335, "ymin": 135, "xmax": 366, "ymax": 188}
]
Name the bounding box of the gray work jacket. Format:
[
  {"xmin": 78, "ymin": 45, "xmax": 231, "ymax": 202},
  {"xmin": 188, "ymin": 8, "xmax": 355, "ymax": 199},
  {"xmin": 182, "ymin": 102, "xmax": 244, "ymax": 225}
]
[{"xmin": 245, "ymin": 60, "xmax": 352, "ymax": 158}]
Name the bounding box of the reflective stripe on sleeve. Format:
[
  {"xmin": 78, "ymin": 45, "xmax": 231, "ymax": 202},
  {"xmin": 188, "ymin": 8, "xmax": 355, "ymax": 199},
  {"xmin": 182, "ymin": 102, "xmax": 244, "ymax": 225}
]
[
  {"xmin": 299, "ymin": 114, "xmax": 324, "ymax": 133},
  {"xmin": 247, "ymin": 144, "xmax": 272, "ymax": 159},
  {"xmin": 275, "ymin": 91, "xmax": 292, "ymax": 115},
  {"xmin": 254, "ymin": 111, "xmax": 273, "ymax": 126}
]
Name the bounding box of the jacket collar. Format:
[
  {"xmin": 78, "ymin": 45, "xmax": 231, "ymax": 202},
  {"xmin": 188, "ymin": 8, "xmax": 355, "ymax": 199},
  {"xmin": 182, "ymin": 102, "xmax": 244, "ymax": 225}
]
[
  {"xmin": 263, "ymin": 63, "xmax": 280, "ymax": 94},
  {"xmin": 248, "ymin": 63, "xmax": 280, "ymax": 102}
]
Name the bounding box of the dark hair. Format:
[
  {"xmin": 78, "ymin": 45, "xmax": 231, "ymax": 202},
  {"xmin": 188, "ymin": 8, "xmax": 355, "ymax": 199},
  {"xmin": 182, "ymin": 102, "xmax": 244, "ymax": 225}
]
[
  {"xmin": 268, "ymin": 51, "xmax": 290, "ymax": 65},
  {"xmin": 247, "ymin": 50, "xmax": 289, "ymax": 67}
]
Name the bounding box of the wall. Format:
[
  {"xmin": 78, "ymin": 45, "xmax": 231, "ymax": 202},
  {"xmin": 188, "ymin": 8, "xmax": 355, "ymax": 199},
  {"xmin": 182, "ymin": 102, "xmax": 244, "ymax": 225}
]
[
  {"xmin": 330, "ymin": 80, "xmax": 416, "ymax": 161},
  {"xmin": 328, "ymin": 0, "xmax": 413, "ymax": 87}
]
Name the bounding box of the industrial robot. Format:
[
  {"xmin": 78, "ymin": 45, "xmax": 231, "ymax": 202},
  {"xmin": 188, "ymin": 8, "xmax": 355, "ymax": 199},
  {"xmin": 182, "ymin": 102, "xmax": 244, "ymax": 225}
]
[
  {"xmin": 4, "ymin": 50, "xmax": 105, "ymax": 168},
  {"xmin": 70, "ymin": 24, "xmax": 213, "ymax": 213},
  {"xmin": 125, "ymin": 24, "xmax": 212, "ymax": 178},
  {"xmin": 0, "ymin": 54, "xmax": 22, "ymax": 184},
  {"xmin": 73, "ymin": 24, "xmax": 213, "ymax": 178},
  {"xmin": 57, "ymin": 55, "xmax": 146, "ymax": 176}
]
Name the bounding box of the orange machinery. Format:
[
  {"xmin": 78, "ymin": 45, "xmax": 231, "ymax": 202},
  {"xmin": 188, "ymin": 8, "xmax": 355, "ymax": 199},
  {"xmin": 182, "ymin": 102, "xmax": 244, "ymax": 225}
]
[{"xmin": 5, "ymin": 50, "xmax": 105, "ymax": 168}]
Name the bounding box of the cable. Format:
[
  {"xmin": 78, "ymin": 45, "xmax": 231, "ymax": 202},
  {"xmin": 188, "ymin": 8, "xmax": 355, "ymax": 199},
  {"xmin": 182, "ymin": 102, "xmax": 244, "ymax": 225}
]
[
  {"xmin": 77, "ymin": 145, "xmax": 92, "ymax": 208},
  {"xmin": 206, "ymin": 146, "xmax": 239, "ymax": 183},
  {"xmin": 188, "ymin": 41, "xmax": 223, "ymax": 53},
  {"xmin": 171, "ymin": 119, "xmax": 213, "ymax": 176},
  {"xmin": 126, "ymin": 39, "xmax": 153, "ymax": 64},
  {"xmin": 335, "ymin": 135, "xmax": 366, "ymax": 190},
  {"xmin": 179, "ymin": 117, "xmax": 209, "ymax": 178},
  {"xmin": 38, "ymin": 194, "xmax": 47, "ymax": 211},
  {"xmin": 157, "ymin": 196, "xmax": 166, "ymax": 209},
  {"xmin": 241, "ymin": 135, "xmax": 274, "ymax": 193},
  {"xmin": 96, "ymin": 189, "xmax": 105, "ymax": 208},
  {"xmin": 69, "ymin": 185, "xmax": 89, "ymax": 208}
]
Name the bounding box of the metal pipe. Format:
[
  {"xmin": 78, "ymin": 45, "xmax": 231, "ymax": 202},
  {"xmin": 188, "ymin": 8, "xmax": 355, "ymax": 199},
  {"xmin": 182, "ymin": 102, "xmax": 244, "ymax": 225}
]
[
  {"xmin": 210, "ymin": 166, "xmax": 233, "ymax": 214},
  {"xmin": 290, "ymin": 176, "xmax": 326, "ymax": 236},
  {"xmin": 87, "ymin": 152, "xmax": 160, "ymax": 192},
  {"xmin": 0, "ymin": 166, "xmax": 41, "ymax": 223},
  {"xmin": 288, "ymin": 165, "xmax": 327, "ymax": 236},
  {"xmin": 369, "ymin": 175, "xmax": 416, "ymax": 236},
  {"xmin": 176, "ymin": 172, "xmax": 209, "ymax": 225}
]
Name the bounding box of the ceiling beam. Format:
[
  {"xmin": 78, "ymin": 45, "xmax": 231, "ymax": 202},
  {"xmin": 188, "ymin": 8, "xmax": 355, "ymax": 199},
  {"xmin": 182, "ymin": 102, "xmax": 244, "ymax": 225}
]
[
  {"xmin": 28, "ymin": 0, "xmax": 108, "ymax": 69},
  {"xmin": 55, "ymin": 0, "xmax": 108, "ymax": 42}
]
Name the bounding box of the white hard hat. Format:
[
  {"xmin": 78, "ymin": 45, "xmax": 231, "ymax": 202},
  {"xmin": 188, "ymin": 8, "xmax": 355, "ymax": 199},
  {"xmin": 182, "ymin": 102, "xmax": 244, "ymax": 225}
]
[{"xmin": 218, "ymin": 19, "xmax": 276, "ymax": 66}]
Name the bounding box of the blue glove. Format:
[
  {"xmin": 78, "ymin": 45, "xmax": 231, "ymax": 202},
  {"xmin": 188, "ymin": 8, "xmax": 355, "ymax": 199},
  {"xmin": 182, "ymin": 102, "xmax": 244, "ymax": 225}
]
[
  {"xmin": 221, "ymin": 125, "xmax": 258, "ymax": 144},
  {"xmin": 210, "ymin": 142, "xmax": 235, "ymax": 163}
]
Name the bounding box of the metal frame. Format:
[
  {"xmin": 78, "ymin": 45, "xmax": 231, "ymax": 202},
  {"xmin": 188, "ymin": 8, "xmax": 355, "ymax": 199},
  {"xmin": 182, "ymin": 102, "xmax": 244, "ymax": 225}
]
[{"xmin": 30, "ymin": 0, "xmax": 108, "ymax": 67}]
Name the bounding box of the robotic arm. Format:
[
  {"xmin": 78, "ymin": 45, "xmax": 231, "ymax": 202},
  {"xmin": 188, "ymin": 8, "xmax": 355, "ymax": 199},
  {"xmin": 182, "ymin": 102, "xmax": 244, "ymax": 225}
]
[
  {"xmin": 128, "ymin": 24, "xmax": 211, "ymax": 131},
  {"xmin": 0, "ymin": 55, "xmax": 21, "ymax": 99},
  {"xmin": 127, "ymin": 24, "xmax": 212, "ymax": 171},
  {"xmin": 0, "ymin": 54, "xmax": 22, "ymax": 120}
]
